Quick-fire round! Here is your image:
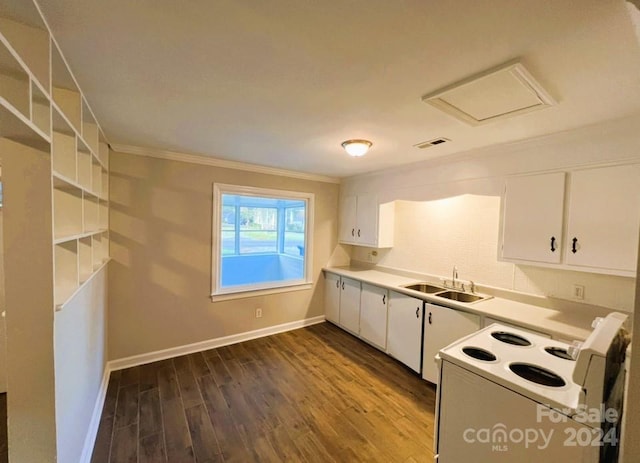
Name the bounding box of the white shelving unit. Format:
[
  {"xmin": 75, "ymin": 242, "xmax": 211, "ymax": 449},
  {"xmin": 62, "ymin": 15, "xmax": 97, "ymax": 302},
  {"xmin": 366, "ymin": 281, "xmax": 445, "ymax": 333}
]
[{"xmin": 0, "ymin": 2, "xmax": 110, "ymax": 311}]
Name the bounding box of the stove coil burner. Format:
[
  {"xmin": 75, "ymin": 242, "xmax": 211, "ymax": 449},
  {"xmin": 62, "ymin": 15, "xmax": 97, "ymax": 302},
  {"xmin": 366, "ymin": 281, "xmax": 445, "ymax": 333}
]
[
  {"xmin": 544, "ymin": 347, "xmax": 575, "ymax": 361},
  {"xmin": 491, "ymin": 331, "xmax": 532, "ymax": 347},
  {"xmin": 462, "ymin": 347, "xmax": 497, "ymax": 362},
  {"xmin": 509, "ymin": 363, "xmax": 566, "ymax": 387}
]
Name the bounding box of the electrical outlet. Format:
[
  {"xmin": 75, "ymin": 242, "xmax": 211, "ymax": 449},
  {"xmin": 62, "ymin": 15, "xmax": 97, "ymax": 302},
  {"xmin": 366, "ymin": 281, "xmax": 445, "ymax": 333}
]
[
  {"xmin": 255, "ymin": 308, "xmax": 263, "ymax": 318},
  {"xmin": 572, "ymin": 284, "xmax": 585, "ymax": 300}
]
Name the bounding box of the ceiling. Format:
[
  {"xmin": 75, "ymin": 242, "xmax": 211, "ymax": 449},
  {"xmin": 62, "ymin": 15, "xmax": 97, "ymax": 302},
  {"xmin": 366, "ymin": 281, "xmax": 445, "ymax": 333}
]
[{"xmin": 38, "ymin": 0, "xmax": 640, "ymax": 178}]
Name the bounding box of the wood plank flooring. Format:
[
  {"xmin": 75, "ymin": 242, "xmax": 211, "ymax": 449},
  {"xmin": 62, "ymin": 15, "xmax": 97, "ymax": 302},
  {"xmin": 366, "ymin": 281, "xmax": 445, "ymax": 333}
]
[
  {"xmin": 91, "ymin": 322, "xmax": 436, "ymax": 463},
  {"xmin": 0, "ymin": 393, "xmax": 6, "ymax": 463}
]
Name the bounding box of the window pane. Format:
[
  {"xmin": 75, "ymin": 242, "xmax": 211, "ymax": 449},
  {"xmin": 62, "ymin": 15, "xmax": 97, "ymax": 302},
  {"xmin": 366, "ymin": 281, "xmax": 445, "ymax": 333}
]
[
  {"xmin": 239, "ymin": 230, "xmax": 277, "ymax": 253},
  {"xmin": 284, "ymin": 231, "xmax": 305, "ymax": 256},
  {"xmin": 239, "ymin": 207, "xmax": 277, "ymax": 231},
  {"xmin": 221, "ymin": 230, "xmax": 235, "ymax": 255},
  {"xmin": 222, "ymin": 205, "xmax": 236, "ymax": 230},
  {"xmin": 285, "ymin": 207, "xmax": 305, "ymax": 232},
  {"xmin": 217, "ymin": 190, "xmax": 310, "ymax": 291}
]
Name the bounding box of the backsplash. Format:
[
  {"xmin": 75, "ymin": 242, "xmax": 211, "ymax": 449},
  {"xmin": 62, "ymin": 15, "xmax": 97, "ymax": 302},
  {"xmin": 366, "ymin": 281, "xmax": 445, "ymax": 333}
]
[{"xmin": 349, "ymin": 196, "xmax": 636, "ymax": 312}]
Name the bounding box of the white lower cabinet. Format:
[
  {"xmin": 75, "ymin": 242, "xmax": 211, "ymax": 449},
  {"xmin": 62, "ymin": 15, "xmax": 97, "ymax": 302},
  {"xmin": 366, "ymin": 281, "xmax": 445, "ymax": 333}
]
[
  {"xmin": 422, "ymin": 303, "xmax": 480, "ymax": 384},
  {"xmin": 339, "ymin": 276, "xmax": 361, "ymax": 335},
  {"xmin": 324, "ymin": 272, "xmax": 341, "ymax": 324},
  {"xmin": 387, "ymin": 291, "xmax": 423, "ymax": 373},
  {"xmin": 359, "ymin": 283, "xmax": 388, "ymax": 350}
]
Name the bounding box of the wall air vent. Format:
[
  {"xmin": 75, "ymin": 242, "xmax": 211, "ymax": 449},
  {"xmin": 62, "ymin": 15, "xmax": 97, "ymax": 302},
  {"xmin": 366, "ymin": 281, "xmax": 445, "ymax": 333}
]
[
  {"xmin": 421, "ymin": 60, "xmax": 556, "ymax": 126},
  {"xmin": 414, "ymin": 137, "xmax": 450, "ymax": 149}
]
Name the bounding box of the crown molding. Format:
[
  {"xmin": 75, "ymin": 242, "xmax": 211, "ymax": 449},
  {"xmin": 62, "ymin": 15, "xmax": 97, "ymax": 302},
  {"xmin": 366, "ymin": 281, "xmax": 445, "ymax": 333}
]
[{"xmin": 110, "ymin": 144, "xmax": 341, "ymax": 184}]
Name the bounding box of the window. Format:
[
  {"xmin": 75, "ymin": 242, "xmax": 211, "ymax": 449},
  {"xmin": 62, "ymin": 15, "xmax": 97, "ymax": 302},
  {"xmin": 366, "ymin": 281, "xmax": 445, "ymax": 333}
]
[{"xmin": 212, "ymin": 184, "xmax": 314, "ymax": 297}]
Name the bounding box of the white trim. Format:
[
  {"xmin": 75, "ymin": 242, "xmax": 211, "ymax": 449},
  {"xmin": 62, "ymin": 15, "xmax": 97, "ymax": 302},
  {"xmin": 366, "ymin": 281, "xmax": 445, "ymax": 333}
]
[
  {"xmin": 107, "ymin": 315, "xmax": 326, "ymax": 371},
  {"xmin": 210, "ymin": 282, "xmax": 313, "ymax": 302},
  {"xmin": 111, "ymin": 143, "xmax": 341, "ymax": 184},
  {"xmin": 79, "ymin": 365, "xmax": 110, "ymax": 463}
]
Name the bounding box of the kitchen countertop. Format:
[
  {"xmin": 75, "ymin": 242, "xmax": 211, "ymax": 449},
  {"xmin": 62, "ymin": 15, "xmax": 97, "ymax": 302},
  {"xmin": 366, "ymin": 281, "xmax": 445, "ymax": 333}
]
[{"xmin": 324, "ymin": 266, "xmax": 618, "ymax": 341}]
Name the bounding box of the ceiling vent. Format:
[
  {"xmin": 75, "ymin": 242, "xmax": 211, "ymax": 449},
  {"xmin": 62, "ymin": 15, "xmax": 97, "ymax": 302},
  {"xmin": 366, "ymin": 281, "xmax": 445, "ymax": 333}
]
[
  {"xmin": 421, "ymin": 60, "xmax": 556, "ymax": 126},
  {"xmin": 414, "ymin": 137, "xmax": 450, "ymax": 149}
]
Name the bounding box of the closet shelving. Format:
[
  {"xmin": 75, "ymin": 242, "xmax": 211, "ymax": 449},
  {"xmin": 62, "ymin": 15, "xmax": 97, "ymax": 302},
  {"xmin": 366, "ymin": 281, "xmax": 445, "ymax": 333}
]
[{"xmin": 0, "ymin": 0, "xmax": 110, "ymax": 310}]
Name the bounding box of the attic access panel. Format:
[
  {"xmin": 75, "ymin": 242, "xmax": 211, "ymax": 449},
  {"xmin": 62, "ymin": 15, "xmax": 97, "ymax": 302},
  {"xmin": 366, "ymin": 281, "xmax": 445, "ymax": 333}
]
[{"xmin": 422, "ymin": 60, "xmax": 556, "ymax": 126}]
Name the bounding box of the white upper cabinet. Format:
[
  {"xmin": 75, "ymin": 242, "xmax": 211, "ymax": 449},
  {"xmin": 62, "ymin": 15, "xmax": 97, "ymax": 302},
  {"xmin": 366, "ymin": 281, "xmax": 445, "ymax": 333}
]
[
  {"xmin": 565, "ymin": 164, "xmax": 640, "ymax": 273},
  {"xmin": 501, "ymin": 164, "xmax": 640, "ymax": 276},
  {"xmin": 339, "ymin": 194, "xmax": 394, "ymax": 248},
  {"xmin": 502, "ymin": 172, "xmax": 565, "ymax": 264}
]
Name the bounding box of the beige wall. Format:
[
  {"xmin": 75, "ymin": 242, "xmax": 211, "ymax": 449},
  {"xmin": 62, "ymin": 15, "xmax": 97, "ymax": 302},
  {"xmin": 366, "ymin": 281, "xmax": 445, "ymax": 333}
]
[{"xmin": 108, "ymin": 151, "xmax": 340, "ymax": 360}]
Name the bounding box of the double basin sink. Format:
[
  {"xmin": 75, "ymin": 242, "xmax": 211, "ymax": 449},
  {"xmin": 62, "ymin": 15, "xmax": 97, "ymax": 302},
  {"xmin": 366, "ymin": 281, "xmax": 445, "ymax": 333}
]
[{"xmin": 401, "ymin": 282, "xmax": 489, "ymax": 304}]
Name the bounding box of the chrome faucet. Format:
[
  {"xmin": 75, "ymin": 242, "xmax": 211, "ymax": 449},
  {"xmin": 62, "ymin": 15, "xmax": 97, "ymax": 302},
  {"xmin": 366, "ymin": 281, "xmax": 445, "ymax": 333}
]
[{"xmin": 452, "ymin": 266, "xmax": 458, "ymax": 289}]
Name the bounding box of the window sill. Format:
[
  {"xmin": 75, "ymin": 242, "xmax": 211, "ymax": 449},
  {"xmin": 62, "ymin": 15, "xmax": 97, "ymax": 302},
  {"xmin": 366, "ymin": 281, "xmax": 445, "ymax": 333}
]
[{"xmin": 210, "ymin": 282, "xmax": 313, "ymax": 302}]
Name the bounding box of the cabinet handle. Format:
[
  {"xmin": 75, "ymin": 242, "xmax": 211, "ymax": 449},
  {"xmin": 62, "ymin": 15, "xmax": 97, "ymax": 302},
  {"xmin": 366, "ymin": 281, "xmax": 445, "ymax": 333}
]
[
  {"xmin": 428, "ymin": 312, "xmax": 432, "ymax": 325},
  {"xmin": 382, "ymin": 294, "xmax": 386, "ymax": 304},
  {"xmin": 416, "ymin": 307, "xmax": 420, "ymax": 318},
  {"xmin": 572, "ymin": 237, "xmax": 578, "ymax": 254},
  {"xmin": 550, "ymin": 236, "xmax": 556, "ymax": 252},
  {"xmin": 336, "ymin": 279, "xmax": 339, "ymax": 288},
  {"xmin": 357, "ymin": 229, "xmax": 361, "ymax": 237},
  {"xmin": 341, "ymin": 281, "xmax": 345, "ymax": 290},
  {"xmin": 351, "ymin": 228, "xmax": 355, "ymax": 237}
]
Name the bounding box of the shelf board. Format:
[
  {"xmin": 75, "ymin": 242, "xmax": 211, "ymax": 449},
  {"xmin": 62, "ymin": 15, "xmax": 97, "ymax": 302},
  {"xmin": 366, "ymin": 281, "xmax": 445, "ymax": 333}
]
[
  {"xmin": 53, "ymin": 163, "xmax": 107, "ymax": 200},
  {"xmin": 52, "ymin": 171, "xmax": 82, "ymax": 191},
  {"xmin": 55, "ymin": 258, "xmax": 110, "ymax": 311},
  {"xmin": 53, "ymin": 228, "xmax": 108, "ymax": 245},
  {"xmin": 0, "ymin": 95, "xmax": 50, "ymax": 151}
]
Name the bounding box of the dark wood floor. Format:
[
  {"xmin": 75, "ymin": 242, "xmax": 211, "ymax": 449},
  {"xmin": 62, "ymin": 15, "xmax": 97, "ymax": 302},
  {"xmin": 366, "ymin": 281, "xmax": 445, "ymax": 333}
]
[
  {"xmin": 0, "ymin": 393, "xmax": 6, "ymax": 463},
  {"xmin": 91, "ymin": 322, "xmax": 436, "ymax": 463}
]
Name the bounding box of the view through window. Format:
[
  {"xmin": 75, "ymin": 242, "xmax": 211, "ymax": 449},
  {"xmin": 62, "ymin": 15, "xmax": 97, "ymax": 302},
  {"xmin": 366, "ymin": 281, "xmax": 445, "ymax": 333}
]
[{"xmin": 213, "ymin": 185, "xmax": 313, "ymax": 295}]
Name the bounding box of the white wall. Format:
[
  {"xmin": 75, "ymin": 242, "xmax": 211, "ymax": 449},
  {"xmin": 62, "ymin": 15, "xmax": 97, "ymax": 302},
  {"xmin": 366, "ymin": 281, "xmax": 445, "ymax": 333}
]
[
  {"xmin": 54, "ymin": 268, "xmax": 108, "ymax": 463},
  {"xmin": 344, "ymin": 114, "xmax": 640, "ymax": 312}
]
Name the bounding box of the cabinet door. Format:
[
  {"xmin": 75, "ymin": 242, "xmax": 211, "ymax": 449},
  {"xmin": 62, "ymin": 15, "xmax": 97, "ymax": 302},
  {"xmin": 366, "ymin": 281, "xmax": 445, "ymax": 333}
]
[
  {"xmin": 355, "ymin": 194, "xmax": 378, "ymax": 246},
  {"xmin": 387, "ymin": 292, "xmax": 423, "ymax": 373},
  {"xmin": 339, "ymin": 277, "xmax": 361, "ymax": 335},
  {"xmin": 339, "ymin": 195, "xmax": 357, "ymax": 244},
  {"xmin": 565, "ymin": 164, "xmax": 640, "ymax": 272},
  {"xmin": 422, "ymin": 304, "xmax": 480, "ymax": 384},
  {"xmin": 360, "ymin": 283, "xmax": 388, "ymax": 350},
  {"xmin": 324, "ymin": 272, "xmax": 341, "ymax": 324},
  {"xmin": 501, "ymin": 172, "xmax": 565, "ymax": 263}
]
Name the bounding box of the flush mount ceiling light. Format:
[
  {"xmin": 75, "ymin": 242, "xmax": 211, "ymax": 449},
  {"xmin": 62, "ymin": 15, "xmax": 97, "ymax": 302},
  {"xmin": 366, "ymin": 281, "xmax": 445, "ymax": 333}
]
[
  {"xmin": 341, "ymin": 139, "xmax": 372, "ymax": 157},
  {"xmin": 421, "ymin": 59, "xmax": 556, "ymax": 126}
]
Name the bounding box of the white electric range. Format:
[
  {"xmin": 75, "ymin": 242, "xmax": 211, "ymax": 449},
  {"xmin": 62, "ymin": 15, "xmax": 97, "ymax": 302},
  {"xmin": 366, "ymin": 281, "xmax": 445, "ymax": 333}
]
[{"xmin": 434, "ymin": 313, "xmax": 629, "ymax": 463}]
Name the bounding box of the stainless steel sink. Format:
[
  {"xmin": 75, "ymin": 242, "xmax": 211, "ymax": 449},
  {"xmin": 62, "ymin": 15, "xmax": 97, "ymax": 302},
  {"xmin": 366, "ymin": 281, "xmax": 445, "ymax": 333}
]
[
  {"xmin": 435, "ymin": 290, "xmax": 487, "ymax": 303},
  {"xmin": 402, "ymin": 282, "xmax": 445, "ymax": 294}
]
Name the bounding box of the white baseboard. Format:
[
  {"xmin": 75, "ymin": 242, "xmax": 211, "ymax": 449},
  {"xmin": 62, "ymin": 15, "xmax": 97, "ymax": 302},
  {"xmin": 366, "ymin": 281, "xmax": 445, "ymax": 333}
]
[
  {"xmin": 108, "ymin": 315, "xmax": 326, "ymax": 371},
  {"xmin": 79, "ymin": 365, "xmax": 111, "ymax": 463}
]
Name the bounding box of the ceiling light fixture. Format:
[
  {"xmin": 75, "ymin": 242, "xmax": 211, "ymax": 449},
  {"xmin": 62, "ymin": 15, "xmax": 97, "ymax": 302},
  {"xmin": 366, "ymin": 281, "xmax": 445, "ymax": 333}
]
[{"xmin": 341, "ymin": 139, "xmax": 372, "ymax": 157}]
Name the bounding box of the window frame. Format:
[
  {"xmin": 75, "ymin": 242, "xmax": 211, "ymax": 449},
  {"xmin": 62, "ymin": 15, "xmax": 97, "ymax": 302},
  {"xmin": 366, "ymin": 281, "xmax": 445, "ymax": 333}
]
[{"xmin": 211, "ymin": 183, "xmax": 314, "ymax": 299}]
